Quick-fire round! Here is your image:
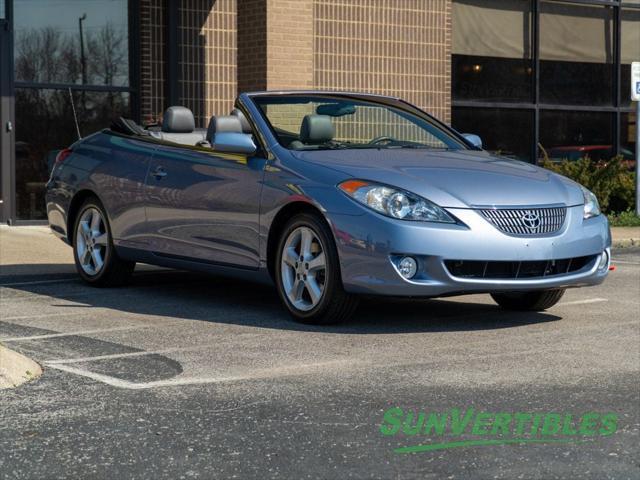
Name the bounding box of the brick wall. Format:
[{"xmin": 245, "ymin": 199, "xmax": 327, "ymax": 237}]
[
  {"xmin": 314, "ymin": 0, "xmax": 451, "ymax": 123},
  {"xmin": 179, "ymin": 0, "xmax": 237, "ymax": 127},
  {"xmin": 237, "ymin": 0, "xmax": 267, "ymax": 92},
  {"xmin": 138, "ymin": 0, "xmax": 452, "ymax": 127},
  {"xmin": 266, "ymin": 0, "xmax": 314, "ymax": 90},
  {"xmin": 139, "ymin": 0, "xmax": 166, "ymax": 124}
]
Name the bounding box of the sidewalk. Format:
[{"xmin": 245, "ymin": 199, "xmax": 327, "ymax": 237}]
[{"xmin": 611, "ymin": 227, "xmax": 640, "ymax": 248}]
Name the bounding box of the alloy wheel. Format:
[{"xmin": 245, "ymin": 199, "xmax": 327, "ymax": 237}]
[
  {"xmin": 75, "ymin": 207, "xmax": 108, "ymax": 276},
  {"xmin": 280, "ymin": 226, "xmax": 327, "ymax": 311}
]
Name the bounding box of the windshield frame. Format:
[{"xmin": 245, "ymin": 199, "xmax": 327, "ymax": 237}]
[{"xmin": 247, "ymin": 92, "xmax": 473, "ymax": 152}]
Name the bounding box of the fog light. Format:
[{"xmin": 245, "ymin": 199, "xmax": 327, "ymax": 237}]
[
  {"xmin": 398, "ymin": 256, "xmax": 418, "ymax": 279},
  {"xmin": 598, "ymin": 250, "xmax": 609, "ymax": 271}
]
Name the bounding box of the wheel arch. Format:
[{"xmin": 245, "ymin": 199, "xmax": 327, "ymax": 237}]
[
  {"xmin": 66, "ymin": 189, "xmax": 106, "ymax": 245},
  {"xmin": 266, "ymin": 201, "xmax": 333, "ymax": 280}
]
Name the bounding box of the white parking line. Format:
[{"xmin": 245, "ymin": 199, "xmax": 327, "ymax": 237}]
[
  {"xmin": 46, "ymin": 359, "xmax": 357, "ymax": 390},
  {"xmin": 559, "ymin": 298, "xmax": 608, "ymax": 306},
  {"xmin": 0, "ymin": 325, "xmax": 157, "ymax": 342},
  {"xmin": 45, "ymin": 344, "xmax": 216, "ymax": 364}
]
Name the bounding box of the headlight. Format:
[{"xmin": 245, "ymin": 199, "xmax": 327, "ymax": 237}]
[
  {"xmin": 338, "ymin": 180, "xmax": 455, "ymax": 223},
  {"xmin": 581, "ymin": 186, "xmax": 601, "ymax": 219}
]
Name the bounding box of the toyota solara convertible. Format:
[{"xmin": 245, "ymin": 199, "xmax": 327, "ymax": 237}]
[{"xmin": 46, "ymin": 91, "xmax": 611, "ymax": 324}]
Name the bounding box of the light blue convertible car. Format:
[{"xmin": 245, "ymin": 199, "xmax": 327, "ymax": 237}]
[{"xmin": 46, "ymin": 91, "xmax": 611, "ymax": 324}]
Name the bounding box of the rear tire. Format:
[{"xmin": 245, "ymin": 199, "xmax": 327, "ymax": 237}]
[
  {"xmin": 274, "ymin": 213, "xmax": 359, "ymax": 324},
  {"xmin": 72, "ymin": 198, "xmax": 135, "ymax": 287},
  {"xmin": 491, "ymin": 289, "xmax": 566, "ymax": 311}
]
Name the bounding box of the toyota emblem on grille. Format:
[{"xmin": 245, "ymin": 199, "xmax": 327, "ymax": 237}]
[{"xmin": 521, "ymin": 210, "xmax": 541, "ymax": 232}]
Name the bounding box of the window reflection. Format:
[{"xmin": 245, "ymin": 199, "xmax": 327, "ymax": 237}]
[
  {"xmin": 15, "ymin": 89, "xmax": 130, "ymax": 219},
  {"xmin": 14, "ymin": 0, "xmax": 129, "ymax": 86},
  {"xmin": 539, "ymin": 111, "xmax": 613, "ymax": 164},
  {"xmin": 452, "ymin": 0, "xmax": 533, "ymax": 102},
  {"xmin": 452, "ymin": 108, "xmax": 534, "ymax": 162},
  {"xmin": 540, "ymin": 2, "xmax": 614, "ymax": 105}
]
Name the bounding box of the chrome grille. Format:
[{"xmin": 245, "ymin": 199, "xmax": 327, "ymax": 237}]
[{"xmin": 479, "ymin": 207, "xmax": 566, "ymax": 236}]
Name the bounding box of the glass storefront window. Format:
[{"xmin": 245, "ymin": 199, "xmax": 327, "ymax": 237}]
[
  {"xmin": 621, "ymin": 8, "xmax": 640, "ymax": 107},
  {"xmin": 14, "ymin": 0, "xmax": 129, "ymax": 86},
  {"xmin": 538, "ymin": 111, "xmax": 614, "ymax": 163},
  {"xmin": 0, "ymin": 1, "xmax": 6, "ymax": 20},
  {"xmin": 451, "ymin": 1, "xmax": 635, "ymax": 168},
  {"xmin": 10, "ymin": 0, "xmax": 132, "ymax": 220},
  {"xmin": 452, "ymin": 107, "xmax": 534, "ymax": 162},
  {"xmin": 540, "ymin": 2, "xmax": 614, "ymax": 106},
  {"xmin": 15, "ymin": 89, "xmax": 130, "ymax": 220},
  {"xmin": 452, "ymin": 0, "xmax": 533, "ymax": 102}
]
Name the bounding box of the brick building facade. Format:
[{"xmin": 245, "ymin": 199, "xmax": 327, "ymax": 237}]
[
  {"xmin": 2, "ymin": 0, "xmax": 636, "ymax": 222},
  {"xmin": 138, "ymin": 0, "xmax": 452, "ymax": 127}
]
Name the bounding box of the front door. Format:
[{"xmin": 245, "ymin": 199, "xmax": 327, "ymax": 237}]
[
  {"xmin": 0, "ymin": 1, "xmax": 14, "ymax": 222},
  {"xmin": 144, "ymin": 145, "xmax": 265, "ymax": 269}
]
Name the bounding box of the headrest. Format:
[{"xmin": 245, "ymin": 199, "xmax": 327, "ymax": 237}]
[
  {"xmin": 162, "ymin": 106, "xmax": 195, "ymax": 133},
  {"xmin": 206, "ymin": 115, "xmax": 243, "ymax": 143},
  {"xmin": 300, "ymin": 115, "xmax": 334, "ymax": 144},
  {"xmin": 230, "ymin": 108, "xmax": 252, "ymax": 134}
]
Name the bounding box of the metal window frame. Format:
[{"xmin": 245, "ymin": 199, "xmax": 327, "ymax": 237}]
[
  {"xmin": 0, "ymin": 0, "xmax": 15, "ymax": 222},
  {"xmin": 452, "ymin": 0, "xmax": 640, "ymax": 163}
]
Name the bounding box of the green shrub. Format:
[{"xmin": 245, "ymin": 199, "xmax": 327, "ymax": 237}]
[
  {"xmin": 608, "ymin": 210, "xmax": 640, "ymax": 227},
  {"xmin": 540, "ymin": 156, "xmax": 636, "ymax": 214}
]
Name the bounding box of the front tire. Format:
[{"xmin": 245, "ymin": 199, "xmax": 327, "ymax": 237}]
[
  {"xmin": 72, "ymin": 198, "xmax": 135, "ymax": 287},
  {"xmin": 275, "ymin": 213, "xmax": 358, "ymax": 324},
  {"xmin": 491, "ymin": 289, "xmax": 566, "ymax": 311}
]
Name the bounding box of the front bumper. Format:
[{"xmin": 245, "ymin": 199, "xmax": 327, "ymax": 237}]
[{"xmin": 330, "ymin": 205, "xmax": 611, "ymax": 297}]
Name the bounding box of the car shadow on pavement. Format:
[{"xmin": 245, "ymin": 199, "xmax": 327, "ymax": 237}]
[{"xmin": 1, "ymin": 266, "xmax": 562, "ymax": 334}]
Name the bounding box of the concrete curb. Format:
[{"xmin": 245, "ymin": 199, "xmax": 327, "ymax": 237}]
[
  {"xmin": 612, "ymin": 238, "xmax": 639, "ymax": 248},
  {"xmin": 0, "ymin": 344, "xmax": 42, "ymax": 389},
  {"xmin": 610, "ymin": 227, "xmax": 640, "ymax": 249}
]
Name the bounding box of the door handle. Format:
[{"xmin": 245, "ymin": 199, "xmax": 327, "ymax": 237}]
[{"xmin": 152, "ymin": 166, "xmax": 167, "ymax": 180}]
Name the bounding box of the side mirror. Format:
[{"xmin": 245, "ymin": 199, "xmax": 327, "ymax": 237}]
[
  {"xmin": 213, "ymin": 132, "xmax": 257, "ymax": 155},
  {"xmin": 462, "ymin": 133, "xmax": 483, "ymax": 149}
]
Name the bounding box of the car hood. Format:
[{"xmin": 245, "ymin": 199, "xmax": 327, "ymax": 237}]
[{"xmin": 291, "ymin": 149, "xmax": 584, "ymax": 208}]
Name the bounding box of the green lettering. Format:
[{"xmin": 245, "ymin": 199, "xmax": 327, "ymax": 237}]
[
  {"xmin": 424, "ymin": 413, "xmax": 447, "ymax": 436},
  {"xmin": 541, "ymin": 414, "xmax": 561, "ymax": 436},
  {"xmin": 579, "ymin": 413, "xmax": 599, "ymax": 436},
  {"xmin": 514, "ymin": 413, "xmax": 532, "ymax": 436},
  {"xmin": 530, "ymin": 414, "xmax": 542, "ymax": 435},
  {"xmin": 380, "ymin": 407, "xmax": 404, "ymax": 436},
  {"xmin": 599, "ymin": 413, "xmax": 618, "ymax": 436},
  {"xmin": 451, "ymin": 408, "xmax": 475, "ymax": 435},
  {"xmin": 490, "ymin": 413, "xmax": 512, "ymax": 435},
  {"xmin": 472, "ymin": 413, "xmax": 492, "ymax": 435},
  {"xmin": 402, "ymin": 411, "xmax": 425, "ymax": 436},
  {"xmin": 561, "ymin": 414, "xmax": 578, "ymax": 436}
]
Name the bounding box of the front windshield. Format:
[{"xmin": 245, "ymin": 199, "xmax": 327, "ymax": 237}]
[{"xmin": 252, "ymin": 95, "xmax": 468, "ymax": 151}]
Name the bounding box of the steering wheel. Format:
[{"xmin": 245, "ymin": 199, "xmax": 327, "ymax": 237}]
[{"xmin": 368, "ymin": 135, "xmax": 396, "ymax": 146}]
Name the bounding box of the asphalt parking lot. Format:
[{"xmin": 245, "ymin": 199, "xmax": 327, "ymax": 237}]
[{"xmin": 1, "ymin": 226, "xmax": 639, "ymax": 479}]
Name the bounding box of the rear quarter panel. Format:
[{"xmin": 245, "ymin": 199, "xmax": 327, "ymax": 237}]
[{"xmin": 46, "ymin": 132, "xmax": 155, "ymax": 244}]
